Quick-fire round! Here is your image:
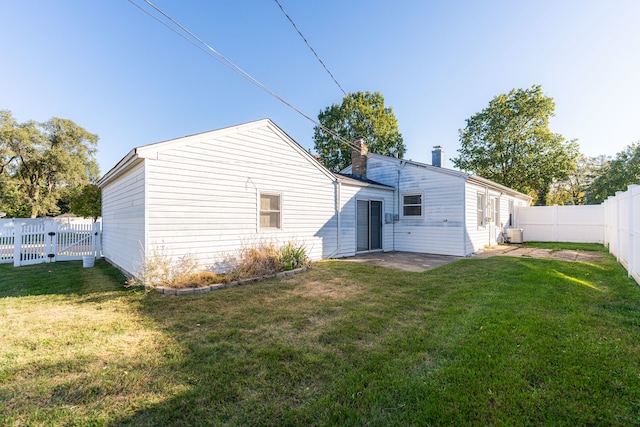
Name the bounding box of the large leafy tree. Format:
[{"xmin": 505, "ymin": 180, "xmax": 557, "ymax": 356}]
[
  {"xmin": 453, "ymin": 85, "xmax": 579, "ymax": 205},
  {"xmin": 313, "ymin": 91, "xmax": 405, "ymax": 171},
  {"xmin": 0, "ymin": 109, "xmax": 99, "ymax": 217},
  {"xmin": 586, "ymin": 142, "xmax": 640, "ymax": 204},
  {"xmin": 547, "ymin": 155, "xmax": 605, "ymax": 205}
]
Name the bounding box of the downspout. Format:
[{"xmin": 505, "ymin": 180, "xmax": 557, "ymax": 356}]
[
  {"xmin": 462, "ymin": 178, "xmax": 468, "ymax": 256},
  {"xmin": 395, "ymin": 161, "xmax": 407, "ymax": 251},
  {"xmin": 326, "ymin": 179, "xmax": 342, "ymax": 258},
  {"xmin": 485, "ymin": 187, "xmax": 490, "ymax": 247},
  {"xmin": 395, "ymin": 167, "xmax": 400, "ymax": 251}
]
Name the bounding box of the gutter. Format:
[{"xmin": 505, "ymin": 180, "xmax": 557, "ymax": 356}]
[
  {"xmin": 97, "ymin": 148, "xmax": 140, "ymax": 188},
  {"xmin": 326, "ymin": 180, "xmax": 342, "ymax": 258}
]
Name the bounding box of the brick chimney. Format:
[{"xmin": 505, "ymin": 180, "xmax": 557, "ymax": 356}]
[
  {"xmin": 432, "ymin": 145, "xmax": 444, "ymax": 168},
  {"xmin": 351, "ymin": 136, "xmax": 368, "ymax": 177}
]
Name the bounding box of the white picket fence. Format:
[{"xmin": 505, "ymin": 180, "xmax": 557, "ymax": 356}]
[
  {"xmin": 515, "ymin": 184, "xmax": 640, "ymax": 285},
  {"xmin": 0, "ymin": 219, "xmax": 101, "ymax": 267}
]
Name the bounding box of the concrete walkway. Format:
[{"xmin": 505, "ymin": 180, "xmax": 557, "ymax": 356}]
[
  {"xmin": 338, "ymin": 246, "xmax": 602, "ymax": 273},
  {"xmin": 472, "ymin": 244, "xmax": 603, "ymax": 263}
]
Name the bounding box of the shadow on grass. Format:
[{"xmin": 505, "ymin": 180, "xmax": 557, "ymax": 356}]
[
  {"xmin": 0, "ymin": 259, "xmax": 129, "ymax": 298},
  {"xmin": 112, "ymin": 254, "xmax": 640, "ymax": 426},
  {"xmin": 4, "ymin": 250, "xmax": 640, "ymax": 426}
]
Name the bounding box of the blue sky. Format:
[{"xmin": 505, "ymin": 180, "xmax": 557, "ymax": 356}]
[{"xmin": 1, "ymin": 1, "xmax": 638, "ymax": 175}]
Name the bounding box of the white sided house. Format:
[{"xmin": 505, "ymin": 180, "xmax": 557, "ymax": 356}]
[
  {"xmin": 342, "ymin": 142, "xmax": 532, "ymax": 256},
  {"xmin": 98, "ymin": 119, "xmax": 394, "ymax": 277}
]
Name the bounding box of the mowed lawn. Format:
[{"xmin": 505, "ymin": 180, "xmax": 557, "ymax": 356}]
[{"xmin": 1, "ymin": 244, "xmax": 640, "ymax": 426}]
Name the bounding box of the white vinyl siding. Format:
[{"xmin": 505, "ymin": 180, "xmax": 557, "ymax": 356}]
[
  {"xmin": 100, "ymin": 161, "xmax": 145, "ymax": 276},
  {"xmin": 365, "ymin": 156, "xmax": 467, "ymax": 256},
  {"xmin": 364, "ymin": 154, "xmax": 531, "ymax": 257},
  {"xmin": 141, "ymin": 121, "xmax": 339, "ymax": 272},
  {"xmin": 465, "ymin": 182, "xmax": 529, "ymax": 252}
]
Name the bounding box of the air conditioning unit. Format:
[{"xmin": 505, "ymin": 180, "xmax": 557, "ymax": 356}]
[{"xmin": 506, "ymin": 228, "xmax": 523, "ymax": 244}]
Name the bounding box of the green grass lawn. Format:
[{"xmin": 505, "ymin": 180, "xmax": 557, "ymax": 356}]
[{"xmin": 1, "ymin": 244, "xmax": 640, "ymax": 426}]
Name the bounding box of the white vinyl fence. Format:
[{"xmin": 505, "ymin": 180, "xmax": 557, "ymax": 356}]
[
  {"xmin": 0, "ymin": 218, "xmax": 101, "ymax": 267},
  {"xmin": 515, "ymin": 184, "xmax": 639, "ymax": 285},
  {"xmin": 603, "ymin": 185, "xmax": 640, "ymax": 285},
  {"xmin": 516, "ymin": 205, "xmax": 604, "ymax": 243}
]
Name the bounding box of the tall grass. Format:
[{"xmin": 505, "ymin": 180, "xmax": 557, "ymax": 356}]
[
  {"xmin": 137, "ymin": 241, "xmax": 309, "ymax": 288},
  {"xmin": 131, "ymin": 245, "xmax": 201, "ymax": 288}
]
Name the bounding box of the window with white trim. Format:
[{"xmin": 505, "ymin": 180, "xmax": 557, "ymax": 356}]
[
  {"xmin": 477, "ymin": 193, "xmax": 485, "ymax": 227},
  {"xmin": 402, "ymin": 194, "xmax": 422, "ymax": 217},
  {"xmin": 260, "ymin": 193, "xmax": 281, "ymax": 230}
]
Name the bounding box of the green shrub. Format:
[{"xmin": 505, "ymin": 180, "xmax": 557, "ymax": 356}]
[{"xmin": 279, "ymin": 241, "xmax": 309, "ymax": 271}]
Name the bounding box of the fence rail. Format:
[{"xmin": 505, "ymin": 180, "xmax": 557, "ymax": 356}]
[
  {"xmin": 0, "ymin": 219, "xmax": 101, "ymax": 266},
  {"xmin": 516, "ymin": 184, "xmax": 639, "ymax": 285}
]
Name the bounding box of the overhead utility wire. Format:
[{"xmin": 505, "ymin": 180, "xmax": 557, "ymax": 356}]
[
  {"xmin": 274, "ymin": 0, "xmax": 346, "ymax": 96},
  {"xmin": 128, "ymin": 0, "xmax": 358, "ymax": 152}
]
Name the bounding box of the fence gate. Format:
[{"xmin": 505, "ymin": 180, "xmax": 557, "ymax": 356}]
[{"xmin": 5, "ymin": 220, "xmax": 101, "ymax": 267}]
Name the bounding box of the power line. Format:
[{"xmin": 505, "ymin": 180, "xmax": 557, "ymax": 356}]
[
  {"xmin": 127, "ymin": 0, "xmax": 359, "ymax": 153},
  {"xmin": 273, "ymin": 0, "xmax": 346, "ymax": 96}
]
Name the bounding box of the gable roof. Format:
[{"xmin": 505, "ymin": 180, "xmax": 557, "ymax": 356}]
[
  {"xmin": 98, "ymin": 119, "xmax": 336, "ymax": 187},
  {"xmin": 365, "ymin": 153, "xmax": 533, "ymax": 202}
]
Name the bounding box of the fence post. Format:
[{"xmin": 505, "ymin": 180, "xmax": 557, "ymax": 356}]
[
  {"xmin": 92, "ymin": 221, "xmax": 101, "ymax": 258},
  {"xmin": 628, "ymin": 185, "xmax": 637, "ymax": 279},
  {"xmin": 616, "ymin": 191, "xmax": 623, "ymax": 263},
  {"xmin": 45, "ymin": 220, "xmax": 56, "ymax": 263},
  {"xmin": 13, "ymin": 224, "xmax": 22, "ymax": 267},
  {"xmin": 553, "ymin": 205, "xmax": 559, "ymax": 242}
]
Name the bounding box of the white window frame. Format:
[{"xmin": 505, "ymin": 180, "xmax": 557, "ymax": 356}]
[
  {"xmin": 401, "ymin": 193, "xmax": 423, "ymax": 218},
  {"xmin": 489, "ymin": 196, "xmax": 500, "ymax": 225},
  {"xmin": 259, "ymin": 192, "xmax": 282, "ymax": 231},
  {"xmin": 477, "ymin": 192, "xmax": 486, "ymax": 228}
]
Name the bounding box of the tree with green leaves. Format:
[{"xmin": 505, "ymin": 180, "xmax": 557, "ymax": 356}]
[
  {"xmin": 68, "ymin": 184, "xmax": 102, "ymax": 221},
  {"xmin": 453, "ymin": 85, "xmax": 579, "ymax": 205},
  {"xmin": 0, "ymin": 109, "xmax": 99, "ymax": 217},
  {"xmin": 586, "ymin": 142, "xmax": 640, "ymax": 204},
  {"xmin": 313, "ymin": 91, "xmax": 405, "ymax": 171},
  {"xmin": 547, "ymin": 155, "xmax": 605, "ymax": 205}
]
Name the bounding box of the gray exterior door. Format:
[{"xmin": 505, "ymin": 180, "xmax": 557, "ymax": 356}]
[{"xmin": 357, "ymin": 200, "xmax": 382, "ymax": 252}]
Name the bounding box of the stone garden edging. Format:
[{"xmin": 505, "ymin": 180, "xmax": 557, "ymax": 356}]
[{"xmin": 152, "ymin": 266, "xmax": 308, "ymax": 296}]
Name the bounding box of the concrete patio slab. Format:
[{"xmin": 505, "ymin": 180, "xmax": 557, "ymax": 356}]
[
  {"xmin": 337, "ymin": 251, "xmax": 463, "ymax": 272},
  {"xmin": 473, "ymin": 244, "xmax": 603, "ymax": 263},
  {"xmin": 339, "ymin": 245, "xmax": 603, "ymax": 272}
]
